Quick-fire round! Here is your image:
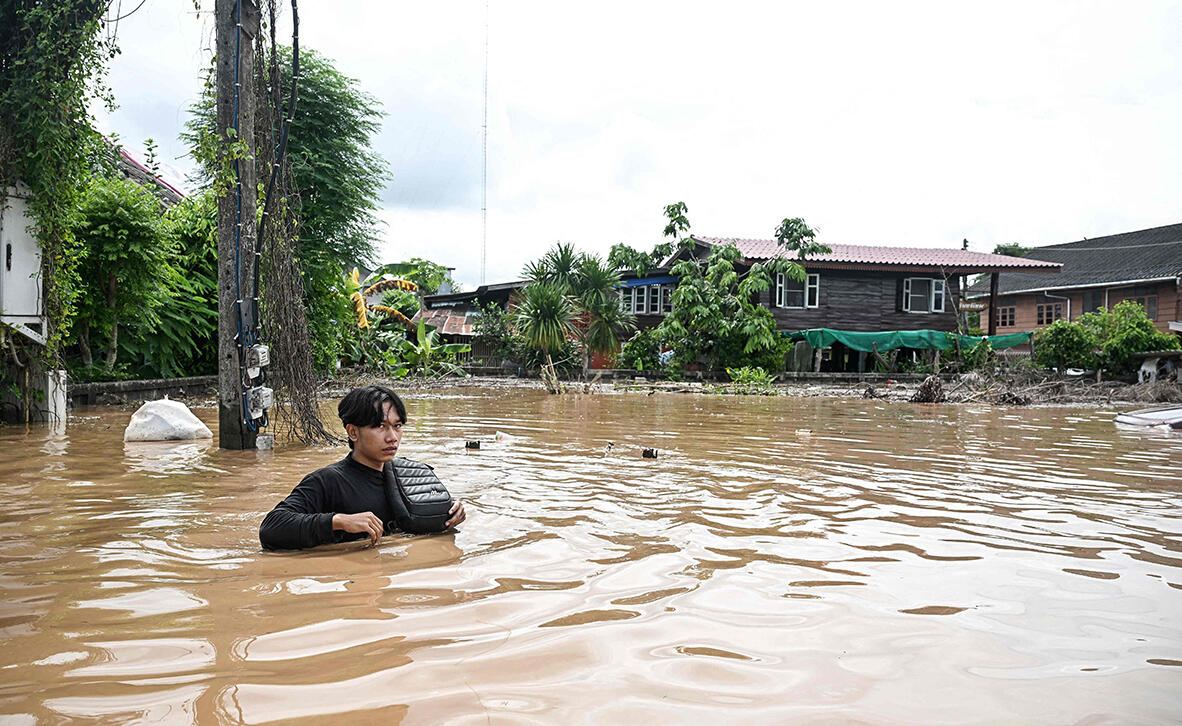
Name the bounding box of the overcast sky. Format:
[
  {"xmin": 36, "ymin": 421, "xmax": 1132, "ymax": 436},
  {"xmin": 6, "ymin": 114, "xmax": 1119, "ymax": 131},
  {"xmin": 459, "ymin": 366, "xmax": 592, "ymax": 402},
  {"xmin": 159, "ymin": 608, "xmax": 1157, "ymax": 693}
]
[{"xmin": 97, "ymin": 1, "xmax": 1182, "ymax": 289}]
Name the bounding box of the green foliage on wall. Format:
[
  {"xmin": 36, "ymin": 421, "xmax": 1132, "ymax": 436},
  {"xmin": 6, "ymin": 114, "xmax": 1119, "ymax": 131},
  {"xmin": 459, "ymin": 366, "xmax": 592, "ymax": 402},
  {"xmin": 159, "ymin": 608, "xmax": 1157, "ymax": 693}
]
[{"xmin": 0, "ymin": 1, "xmax": 116, "ymax": 359}]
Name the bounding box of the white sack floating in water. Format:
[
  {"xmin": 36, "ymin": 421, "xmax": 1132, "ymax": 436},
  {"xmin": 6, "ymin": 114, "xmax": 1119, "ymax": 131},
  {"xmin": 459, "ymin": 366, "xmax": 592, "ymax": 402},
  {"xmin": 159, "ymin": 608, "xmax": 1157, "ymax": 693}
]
[{"xmin": 124, "ymin": 398, "xmax": 213, "ymax": 441}]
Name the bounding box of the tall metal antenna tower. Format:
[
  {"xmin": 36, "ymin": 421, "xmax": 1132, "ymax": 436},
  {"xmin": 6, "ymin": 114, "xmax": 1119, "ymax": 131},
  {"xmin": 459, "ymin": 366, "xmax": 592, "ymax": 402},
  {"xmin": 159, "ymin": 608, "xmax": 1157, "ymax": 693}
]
[{"xmin": 480, "ymin": 0, "xmax": 489, "ymax": 285}]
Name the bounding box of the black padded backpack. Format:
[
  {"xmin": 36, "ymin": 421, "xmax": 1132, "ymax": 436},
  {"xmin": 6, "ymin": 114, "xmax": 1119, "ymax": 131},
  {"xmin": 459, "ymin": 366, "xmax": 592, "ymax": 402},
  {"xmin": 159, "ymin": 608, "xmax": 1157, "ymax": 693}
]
[{"xmin": 383, "ymin": 458, "xmax": 454, "ymax": 534}]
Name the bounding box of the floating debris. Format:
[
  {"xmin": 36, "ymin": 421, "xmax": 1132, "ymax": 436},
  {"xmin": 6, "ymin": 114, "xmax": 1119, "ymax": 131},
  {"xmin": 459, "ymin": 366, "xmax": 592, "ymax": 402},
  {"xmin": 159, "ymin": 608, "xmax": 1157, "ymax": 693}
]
[
  {"xmin": 465, "ymin": 441, "xmax": 481, "ymax": 450},
  {"xmin": 642, "ymin": 448, "xmax": 658, "ymax": 459},
  {"xmin": 910, "ymin": 375, "xmax": 945, "ymax": 403}
]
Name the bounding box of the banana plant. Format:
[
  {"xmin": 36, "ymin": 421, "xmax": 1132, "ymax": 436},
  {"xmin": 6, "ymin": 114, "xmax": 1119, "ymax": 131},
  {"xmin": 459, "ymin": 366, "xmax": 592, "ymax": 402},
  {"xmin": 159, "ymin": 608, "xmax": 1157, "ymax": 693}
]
[
  {"xmin": 393, "ymin": 319, "xmax": 472, "ymax": 377},
  {"xmin": 344, "ymin": 264, "xmax": 419, "ymax": 330}
]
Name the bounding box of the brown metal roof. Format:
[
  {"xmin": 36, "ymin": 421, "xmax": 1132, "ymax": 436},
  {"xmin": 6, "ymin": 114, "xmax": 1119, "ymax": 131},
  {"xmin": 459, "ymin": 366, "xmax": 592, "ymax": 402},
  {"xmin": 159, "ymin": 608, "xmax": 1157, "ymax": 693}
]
[
  {"xmin": 694, "ymin": 237, "xmax": 1062, "ymax": 273},
  {"xmin": 413, "ymin": 307, "xmax": 477, "ymax": 337}
]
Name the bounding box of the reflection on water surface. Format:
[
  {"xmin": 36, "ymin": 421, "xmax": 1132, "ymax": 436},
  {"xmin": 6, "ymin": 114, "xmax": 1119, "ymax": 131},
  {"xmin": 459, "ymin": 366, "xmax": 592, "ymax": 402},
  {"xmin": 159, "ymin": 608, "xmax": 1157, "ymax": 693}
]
[{"xmin": 1, "ymin": 387, "xmax": 1180, "ymax": 724}]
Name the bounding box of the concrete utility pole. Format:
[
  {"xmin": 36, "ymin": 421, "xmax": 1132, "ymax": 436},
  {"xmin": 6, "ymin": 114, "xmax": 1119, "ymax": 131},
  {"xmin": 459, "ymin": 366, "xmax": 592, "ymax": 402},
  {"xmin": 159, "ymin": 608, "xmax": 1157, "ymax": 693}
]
[{"xmin": 215, "ymin": 0, "xmax": 259, "ymax": 449}]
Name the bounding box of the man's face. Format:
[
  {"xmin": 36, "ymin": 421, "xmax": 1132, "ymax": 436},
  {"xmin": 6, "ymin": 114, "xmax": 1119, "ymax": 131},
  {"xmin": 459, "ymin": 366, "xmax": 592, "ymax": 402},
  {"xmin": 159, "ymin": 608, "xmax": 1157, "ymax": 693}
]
[{"xmin": 348, "ymin": 401, "xmax": 403, "ymax": 469}]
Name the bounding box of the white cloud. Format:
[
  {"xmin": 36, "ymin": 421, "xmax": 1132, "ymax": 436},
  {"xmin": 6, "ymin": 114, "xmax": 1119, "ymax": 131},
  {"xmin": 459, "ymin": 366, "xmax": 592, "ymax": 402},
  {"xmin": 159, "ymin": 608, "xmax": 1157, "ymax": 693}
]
[{"xmin": 101, "ymin": 0, "xmax": 1182, "ymax": 289}]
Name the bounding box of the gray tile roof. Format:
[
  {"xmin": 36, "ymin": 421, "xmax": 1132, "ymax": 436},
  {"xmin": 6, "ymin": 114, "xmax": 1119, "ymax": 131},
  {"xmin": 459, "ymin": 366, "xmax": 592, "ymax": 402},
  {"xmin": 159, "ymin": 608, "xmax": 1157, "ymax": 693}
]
[{"xmin": 965, "ymin": 223, "xmax": 1182, "ymax": 297}]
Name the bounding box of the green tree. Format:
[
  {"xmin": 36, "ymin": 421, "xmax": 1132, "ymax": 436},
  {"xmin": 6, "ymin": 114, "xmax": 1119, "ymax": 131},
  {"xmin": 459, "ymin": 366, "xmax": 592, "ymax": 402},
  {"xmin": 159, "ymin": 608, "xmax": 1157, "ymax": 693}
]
[
  {"xmin": 654, "ymin": 205, "xmax": 823, "ymax": 372},
  {"xmin": 993, "ymin": 243, "xmax": 1029, "ymax": 257},
  {"xmin": 120, "ymin": 191, "xmax": 219, "ymax": 378},
  {"xmin": 1082, "ymin": 300, "xmax": 1179, "ymax": 374},
  {"xmin": 1033, "ymin": 319, "xmax": 1099, "ymax": 371},
  {"xmin": 606, "ymin": 201, "xmax": 686, "ymax": 276},
  {"xmin": 513, "ymin": 282, "xmax": 576, "ymax": 393},
  {"xmin": 524, "ymin": 244, "xmax": 635, "ymax": 378},
  {"xmin": 71, "ymin": 176, "xmax": 172, "ymax": 372},
  {"xmin": 183, "ymin": 46, "xmax": 391, "ymax": 371},
  {"xmin": 1033, "ymin": 300, "xmax": 1178, "ymax": 375},
  {"xmin": 402, "ymin": 257, "xmax": 458, "ymax": 295}
]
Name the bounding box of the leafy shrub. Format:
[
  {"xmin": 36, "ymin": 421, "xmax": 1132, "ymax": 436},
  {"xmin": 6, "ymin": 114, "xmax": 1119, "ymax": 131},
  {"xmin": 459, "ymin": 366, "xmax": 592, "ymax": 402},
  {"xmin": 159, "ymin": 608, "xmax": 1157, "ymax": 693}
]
[
  {"xmin": 472, "ymin": 302, "xmax": 578, "ymax": 374},
  {"xmin": 727, "ymin": 366, "xmax": 774, "ymax": 385},
  {"xmin": 1033, "ymin": 301, "xmax": 1178, "ymax": 375},
  {"xmin": 1034, "ymin": 319, "xmax": 1099, "ymax": 370},
  {"xmin": 956, "ymin": 338, "xmax": 996, "ymax": 372},
  {"xmin": 1085, "ymin": 300, "xmax": 1179, "ymax": 374},
  {"xmin": 713, "ymin": 331, "xmax": 793, "ymax": 373},
  {"xmin": 618, "ymin": 329, "xmax": 662, "ymax": 371},
  {"xmin": 726, "ymin": 365, "xmax": 777, "ymax": 395}
]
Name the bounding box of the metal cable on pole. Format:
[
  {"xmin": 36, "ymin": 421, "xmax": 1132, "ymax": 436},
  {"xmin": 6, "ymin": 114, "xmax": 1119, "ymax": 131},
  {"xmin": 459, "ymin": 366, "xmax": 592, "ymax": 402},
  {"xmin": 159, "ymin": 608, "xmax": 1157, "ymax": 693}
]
[
  {"xmin": 481, "ymin": 0, "xmax": 488, "ymax": 285},
  {"xmin": 255, "ymin": 0, "xmax": 299, "ymax": 324}
]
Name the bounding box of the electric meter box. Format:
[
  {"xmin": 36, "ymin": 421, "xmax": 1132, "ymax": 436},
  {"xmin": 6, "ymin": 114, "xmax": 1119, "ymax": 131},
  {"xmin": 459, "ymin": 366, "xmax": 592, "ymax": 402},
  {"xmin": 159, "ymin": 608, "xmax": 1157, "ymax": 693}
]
[
  {"xmin": 0, "ymin": 188, "xmax": 46, "ymax": 345},
  {"xmin": 247, "ymin": 386, "xmax": 274, "ymax": 419},
  {"xmin": 246, "ymin": 344, "xmax": 270, "ymax": 369}
]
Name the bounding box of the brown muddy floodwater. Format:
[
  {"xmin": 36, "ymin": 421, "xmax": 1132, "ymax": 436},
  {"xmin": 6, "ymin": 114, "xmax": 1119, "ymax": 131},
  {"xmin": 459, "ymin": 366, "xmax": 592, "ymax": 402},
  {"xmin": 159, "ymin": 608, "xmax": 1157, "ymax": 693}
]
[{"xmin": 1, "ymin": 387, "xmax": 1180, "ymax": 725}]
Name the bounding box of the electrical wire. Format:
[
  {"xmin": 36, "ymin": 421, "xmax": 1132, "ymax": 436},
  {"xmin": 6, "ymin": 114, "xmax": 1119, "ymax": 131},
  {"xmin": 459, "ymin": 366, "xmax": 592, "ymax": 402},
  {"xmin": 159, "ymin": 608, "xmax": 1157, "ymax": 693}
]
[
  {"xmin": 254, "ymin": 0, "xmax": 299, "ymax": 335},
  {"xmin": 225, "ymin": 0, "xmax": 302, "ymax": 438},
  {"xmin": 103, "ymin": 0, "xmax": 149, "ymax": 24}
]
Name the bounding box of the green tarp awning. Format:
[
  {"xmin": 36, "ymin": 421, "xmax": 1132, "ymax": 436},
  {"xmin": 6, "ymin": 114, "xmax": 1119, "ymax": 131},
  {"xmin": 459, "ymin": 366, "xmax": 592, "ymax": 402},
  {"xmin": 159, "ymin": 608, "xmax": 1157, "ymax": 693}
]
[{"xmin": 783, "ymin": 328, "xmax": 1032, "ymax": 353}]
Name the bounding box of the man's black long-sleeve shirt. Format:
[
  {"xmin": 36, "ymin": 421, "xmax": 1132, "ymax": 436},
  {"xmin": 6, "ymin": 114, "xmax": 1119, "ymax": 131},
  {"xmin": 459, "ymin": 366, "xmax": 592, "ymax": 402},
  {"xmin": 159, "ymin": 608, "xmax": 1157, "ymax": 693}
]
[{"xmin": 259, "ymin": 454, "xmax": 396, "ymax": 550}]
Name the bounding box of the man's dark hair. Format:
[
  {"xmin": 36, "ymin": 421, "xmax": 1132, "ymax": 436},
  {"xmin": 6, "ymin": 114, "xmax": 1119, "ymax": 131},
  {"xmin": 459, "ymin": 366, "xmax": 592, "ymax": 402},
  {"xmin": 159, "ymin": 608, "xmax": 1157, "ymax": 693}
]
[{"xmin": 338, "ymin": 385, "xmax": 407, "ymax": 449}]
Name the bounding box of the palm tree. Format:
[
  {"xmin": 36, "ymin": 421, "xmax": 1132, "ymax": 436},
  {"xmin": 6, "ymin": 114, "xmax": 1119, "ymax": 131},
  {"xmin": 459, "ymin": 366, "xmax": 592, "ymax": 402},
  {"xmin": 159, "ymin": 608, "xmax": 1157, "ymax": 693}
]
[
  {"xmin": 571, "ymin": 253, "xmax": 634, "ymax": 376},
  {"xmin": 513, "ymin": 281, "xmax": 576, "ymax": 393}
]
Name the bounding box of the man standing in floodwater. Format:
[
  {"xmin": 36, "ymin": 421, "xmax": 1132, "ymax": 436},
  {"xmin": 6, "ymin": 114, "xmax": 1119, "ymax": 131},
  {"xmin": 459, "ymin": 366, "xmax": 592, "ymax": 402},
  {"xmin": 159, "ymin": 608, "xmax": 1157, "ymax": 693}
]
[{"xmin": 259, "ymin": 385, "xmax": 466, "ymax": 549}]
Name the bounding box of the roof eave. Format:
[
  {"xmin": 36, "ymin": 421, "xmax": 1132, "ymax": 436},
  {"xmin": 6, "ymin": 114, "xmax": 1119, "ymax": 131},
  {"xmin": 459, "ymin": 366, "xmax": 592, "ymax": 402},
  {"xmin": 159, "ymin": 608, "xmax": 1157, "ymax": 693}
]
[
  {"xmin": 739, "ymin": 256, "xmax": 1061, "ymax": 274},
  {"xmin": 964, "ymin": 275, "xmax": 1180, "ymax": 299}
]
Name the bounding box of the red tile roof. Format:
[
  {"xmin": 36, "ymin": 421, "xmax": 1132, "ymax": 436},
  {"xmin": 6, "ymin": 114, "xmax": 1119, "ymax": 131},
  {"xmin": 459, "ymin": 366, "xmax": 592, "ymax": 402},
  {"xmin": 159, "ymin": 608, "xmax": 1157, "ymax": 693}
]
[{"xmin": 694, "ymin": 237, "xmax": 1062, "ymax": 272}]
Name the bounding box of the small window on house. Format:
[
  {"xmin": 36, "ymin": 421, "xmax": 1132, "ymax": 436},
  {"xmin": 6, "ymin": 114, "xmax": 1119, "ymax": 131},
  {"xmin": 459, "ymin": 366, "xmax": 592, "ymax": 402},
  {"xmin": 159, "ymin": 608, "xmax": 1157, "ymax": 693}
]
[
  {"xmin": 661, "ymin": 284, "xmax": 674, "ymax": 314},
  {"xmin": 1126, "ymin": 295, "xmax": 1158, "ymax": 320},
  {"xmin": 996, "ymin": 307, "xmax": 1016, "ymax": 327},
  {"xmin": 1036, "ymin": 303, "xmax": 1063, "ymax": 325},
  {"xmin": 1083, "ymin": 289, "xmax": 1104, "ymax": 314},
  {"xmin": 623, "ymin": 286, "xmax": 647, "ymax": 315},
  {"xmin": 903, "ymin": 278, "xmax": 944, "ymax": 313},
  {"xmin": 775, "ymin": 273, "xmax": 819, "ymax": 308},
  {"xmin": 647, "ymin": 284, "xmax": 662, "ymax": 315}
]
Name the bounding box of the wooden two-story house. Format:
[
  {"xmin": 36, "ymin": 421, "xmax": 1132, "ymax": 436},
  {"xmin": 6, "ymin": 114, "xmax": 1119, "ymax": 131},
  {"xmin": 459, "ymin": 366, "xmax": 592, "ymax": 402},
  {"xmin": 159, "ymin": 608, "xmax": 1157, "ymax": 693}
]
[{"xmin": 622, "ymin": 236, "xmax": 1060, "ymax": 332}]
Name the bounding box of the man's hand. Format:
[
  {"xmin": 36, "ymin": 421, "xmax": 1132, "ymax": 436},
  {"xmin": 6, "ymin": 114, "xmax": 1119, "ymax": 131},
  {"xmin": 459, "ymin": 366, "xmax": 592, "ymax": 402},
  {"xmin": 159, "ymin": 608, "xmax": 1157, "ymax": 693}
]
[
  {"xmin": 332, "ymin": 512, "xmax": 384, "ymax": 546},
  {"xmin": 445, "ymin": 500, "xmax": 466, "ymax": 529}
]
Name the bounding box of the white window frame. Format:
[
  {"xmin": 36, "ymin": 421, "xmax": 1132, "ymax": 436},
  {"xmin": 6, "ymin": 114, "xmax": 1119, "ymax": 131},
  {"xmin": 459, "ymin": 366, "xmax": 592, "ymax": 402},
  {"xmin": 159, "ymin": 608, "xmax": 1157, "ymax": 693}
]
[
  {"xmin": 619, "ymin": 282, "xmax": 677, "ymax": 315},
  {"xmin": 775, "ymin": 273, "xmax": 819, "ymax": 309},
  {"xmin": 903, "ymin": 277, "xmax": 944, "ymax": 313}
]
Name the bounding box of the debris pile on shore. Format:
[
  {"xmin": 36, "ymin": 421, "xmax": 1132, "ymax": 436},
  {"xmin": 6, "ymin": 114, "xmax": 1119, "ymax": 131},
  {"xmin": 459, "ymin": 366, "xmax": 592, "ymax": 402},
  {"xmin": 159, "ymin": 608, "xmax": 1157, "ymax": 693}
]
[
  {"xmin": 619, "ymin": 372, "xmax": 1180, "ymax": 407},
  {"xmin": 910, "ymin": 376, "xmax": 945, "ymax": 403},
  {"xmin": 108, "ymin": 371, "xmax": 1180, "ymax": 411}
]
